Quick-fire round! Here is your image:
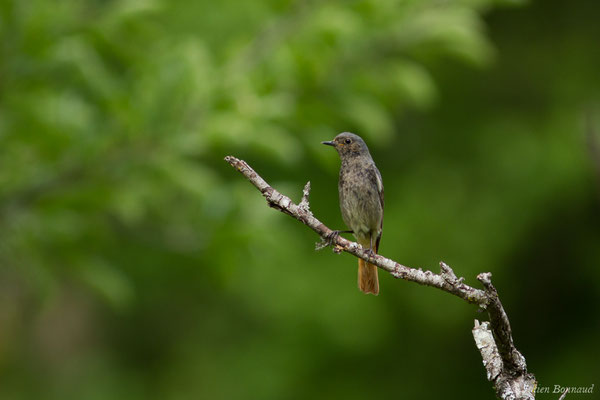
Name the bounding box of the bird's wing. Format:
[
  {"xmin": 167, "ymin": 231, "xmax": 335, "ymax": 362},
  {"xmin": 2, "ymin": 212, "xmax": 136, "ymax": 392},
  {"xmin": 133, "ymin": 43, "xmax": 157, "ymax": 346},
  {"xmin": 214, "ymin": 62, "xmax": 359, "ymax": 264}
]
[{"xmin": 374, "ymin": 166, "xmax": 384, "ymax": 253}]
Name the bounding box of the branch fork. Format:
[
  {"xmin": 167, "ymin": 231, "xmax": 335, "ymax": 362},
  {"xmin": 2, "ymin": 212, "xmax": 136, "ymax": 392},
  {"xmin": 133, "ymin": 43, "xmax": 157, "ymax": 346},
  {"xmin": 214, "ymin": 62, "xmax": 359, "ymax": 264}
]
[{"xmin": 225, "ymin": 155, "xmax": 536, "ymax": 400}]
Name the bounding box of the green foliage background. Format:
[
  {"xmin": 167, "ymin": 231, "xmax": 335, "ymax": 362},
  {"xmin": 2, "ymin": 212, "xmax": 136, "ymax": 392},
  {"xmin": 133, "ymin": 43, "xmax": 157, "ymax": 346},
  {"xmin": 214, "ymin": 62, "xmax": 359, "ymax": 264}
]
[{"xmin": 1, "ymin": 0, "xmax": 599, "ymax": 398}]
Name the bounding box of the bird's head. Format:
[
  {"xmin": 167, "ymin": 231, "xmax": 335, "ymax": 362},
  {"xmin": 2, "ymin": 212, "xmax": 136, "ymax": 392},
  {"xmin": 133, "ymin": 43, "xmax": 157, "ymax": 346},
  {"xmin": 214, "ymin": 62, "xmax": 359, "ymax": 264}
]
[{"xmin": 322, "ymin": 132, "xmax": 370, "ymax": 158}]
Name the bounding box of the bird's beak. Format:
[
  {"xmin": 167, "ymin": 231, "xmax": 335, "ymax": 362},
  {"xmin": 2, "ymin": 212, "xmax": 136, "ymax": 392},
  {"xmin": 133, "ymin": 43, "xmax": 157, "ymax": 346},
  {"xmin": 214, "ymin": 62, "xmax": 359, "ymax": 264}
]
[{"xmin": 322, "ymin": 140, "xmax": 335, "ymax": 147}]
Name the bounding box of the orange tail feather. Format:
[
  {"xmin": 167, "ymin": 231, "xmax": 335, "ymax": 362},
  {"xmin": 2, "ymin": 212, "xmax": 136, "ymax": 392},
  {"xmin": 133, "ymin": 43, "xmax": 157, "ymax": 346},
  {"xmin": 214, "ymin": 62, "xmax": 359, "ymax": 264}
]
[{"xmin": 358, "ymin": 258, "xmax": 379, "ymax": 295}]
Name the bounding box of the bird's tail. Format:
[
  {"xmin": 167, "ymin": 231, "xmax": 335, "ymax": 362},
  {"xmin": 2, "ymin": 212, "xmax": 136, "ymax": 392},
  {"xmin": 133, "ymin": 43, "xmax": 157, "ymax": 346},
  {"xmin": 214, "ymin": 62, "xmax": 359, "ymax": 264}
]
[{"xmin": 358, "ymin": 258, "xmax": 379, "ymax": 295}]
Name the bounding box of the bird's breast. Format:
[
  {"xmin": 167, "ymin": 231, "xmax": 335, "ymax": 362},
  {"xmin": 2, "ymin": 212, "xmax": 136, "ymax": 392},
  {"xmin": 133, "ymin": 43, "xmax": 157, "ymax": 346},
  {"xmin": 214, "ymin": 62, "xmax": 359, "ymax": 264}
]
[{"xmin": 338, "ymin": 162, "xmax": 383, "ymax": 240}]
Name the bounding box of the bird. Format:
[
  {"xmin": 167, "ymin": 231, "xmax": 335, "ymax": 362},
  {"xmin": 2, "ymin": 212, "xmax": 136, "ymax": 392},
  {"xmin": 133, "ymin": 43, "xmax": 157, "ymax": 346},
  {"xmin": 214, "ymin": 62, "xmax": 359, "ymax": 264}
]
[{"xmin": 322, "ymin": 132, "xmax": 384, "ymax": 295}]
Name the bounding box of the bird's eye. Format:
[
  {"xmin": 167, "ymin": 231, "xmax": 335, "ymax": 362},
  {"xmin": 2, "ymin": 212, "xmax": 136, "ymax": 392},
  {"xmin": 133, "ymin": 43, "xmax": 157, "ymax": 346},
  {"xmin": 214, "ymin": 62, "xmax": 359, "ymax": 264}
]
[{"xmin": 345, "ymin": 139, "xmax": 352, "ymax": 144}]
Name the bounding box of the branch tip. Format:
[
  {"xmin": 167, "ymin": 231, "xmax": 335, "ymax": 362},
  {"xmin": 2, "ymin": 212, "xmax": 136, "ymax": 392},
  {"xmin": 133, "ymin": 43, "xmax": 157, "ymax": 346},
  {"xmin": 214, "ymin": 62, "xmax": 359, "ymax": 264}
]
[
  {"xmin": 440, "ymin": 261, "xmax": 461, "ymax": 285},
  {"xmin": 477, "ymin": 271, "xmax": 492, "ymax": 283},
  {"xmin": 440, "ymin": 261, "xmax": 454, "ymax": 274},
  {"xmin": 558, "ymin": 387, "xmax": 569, "ymax": 400},
  {"xmin": 299, "ymin": 181, "xmax": 312, "ymax": 213}
]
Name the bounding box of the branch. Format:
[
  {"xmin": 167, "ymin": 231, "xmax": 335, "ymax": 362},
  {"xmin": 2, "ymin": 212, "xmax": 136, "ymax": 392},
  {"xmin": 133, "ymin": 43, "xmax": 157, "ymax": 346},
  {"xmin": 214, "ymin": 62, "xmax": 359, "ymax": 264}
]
[
  {"xmin": 225, "ymin": 155, "xmax": 536, "ymax": 400},
  {"xmin": 558, "ymin": 388, "xmax": 569, "ymax": 400}
]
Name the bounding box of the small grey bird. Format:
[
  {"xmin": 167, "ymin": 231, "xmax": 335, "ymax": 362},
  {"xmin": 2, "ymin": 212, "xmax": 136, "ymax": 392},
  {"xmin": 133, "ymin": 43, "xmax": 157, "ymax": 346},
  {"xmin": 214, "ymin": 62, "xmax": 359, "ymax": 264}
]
[{"xmin": 322, "ymin": 132, "xmax": 384, "ymax": 295}]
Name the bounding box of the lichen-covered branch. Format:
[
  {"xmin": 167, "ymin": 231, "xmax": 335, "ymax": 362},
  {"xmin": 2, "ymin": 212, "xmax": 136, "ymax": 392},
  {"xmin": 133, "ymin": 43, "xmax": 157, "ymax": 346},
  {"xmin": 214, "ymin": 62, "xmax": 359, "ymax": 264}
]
[
  {"xmin": 225, "ymin": 155, "xmax": 537, "ymax": 400},
  {"xmin": 472, "ymin": 320, "xmax": 536, "ymax": 400}
]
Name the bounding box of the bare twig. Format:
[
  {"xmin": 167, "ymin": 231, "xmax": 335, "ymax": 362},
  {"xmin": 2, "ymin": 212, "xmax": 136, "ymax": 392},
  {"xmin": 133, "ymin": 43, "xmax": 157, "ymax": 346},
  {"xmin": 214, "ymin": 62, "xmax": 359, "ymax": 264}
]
[
  {"xmin": 225, "ymin": 155, "xmax": 537, "ymax": 400},
  {"xmin": 557, "ymin": 388, "xmax": 569, "ymax": 400}
]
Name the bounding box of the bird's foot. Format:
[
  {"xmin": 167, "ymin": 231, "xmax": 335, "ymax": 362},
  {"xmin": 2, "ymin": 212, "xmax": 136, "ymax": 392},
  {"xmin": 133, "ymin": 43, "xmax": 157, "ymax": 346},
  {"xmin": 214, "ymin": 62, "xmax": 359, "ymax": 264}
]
[
  {"xmin": 325, "ymin": 230, "xmax": 341, "ymax": 245},
  {"xmin": 364, "ymin": 248, "xmax": 376, "ymax": 261},
  {"xmin": 315, "ymin": 230, "xmax": 351, "ymax": 251}
]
